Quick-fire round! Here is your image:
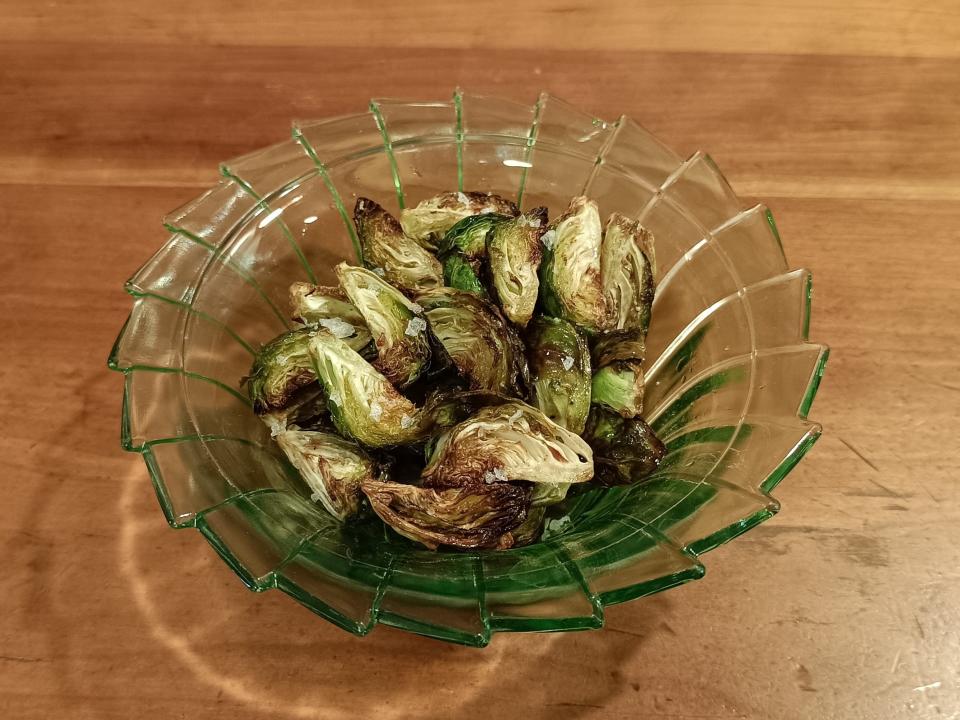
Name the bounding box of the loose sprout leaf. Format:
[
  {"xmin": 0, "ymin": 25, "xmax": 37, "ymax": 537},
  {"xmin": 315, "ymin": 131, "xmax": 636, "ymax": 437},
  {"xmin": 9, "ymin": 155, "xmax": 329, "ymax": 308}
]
[
  {"xmin": 422, "ymin": 401, "xmax": 594, "ymax": 489},
  {"xmin": 526, "ymin": 316, "xmax": 592, "ymax": 433},
  {"xmin": 530, "ymin": 481, "xmax": 571, "ymax": 507},
  {"xmin": 276, "ymin": 430, "xmax": 375, "ymax": 519},
  {"xmin": 260, "ymin": 384, "xmax": 328, "ymax": 436},
  {"xmin": 487, "ymin": 208, "xmax": 546, "ymax": 326},
  {"xmin": 361, "ymin": 478, "xmax": 530, "ymax": 550},
  {"xmin": 584, "ymin": 408, "xmax": 665, "ymax": 486},
  {"xmin": 246, "ymin": 326, "xmax": 322, "ymax": 414},
  {"xmin": 353, "ymin": 197, "xmax": 443, "ymax": 294},
  {"xmin": 442, "ymin": 253, "xmax": 489, "ymax": 297},
  {"xmin": 600, "ymin": 213, "xmax": 655, "ymax": 334},
  {"xmin": 418, "ymin": 288, "xmax": 529, "ymax": 395},
  {"xmin": 538, "ymin": 196, "xmax": 608, "ymax": 332},
  {"xmin": 399, "ymin": 190, "xmax": 520, "ymax": 251},
  {"xmin": 336, "ymin": 263, "xmax": 432, "ymax": 389},
  {"xmin": 308, "ymin": 333, "xmax": 424, "ymax": 447}
]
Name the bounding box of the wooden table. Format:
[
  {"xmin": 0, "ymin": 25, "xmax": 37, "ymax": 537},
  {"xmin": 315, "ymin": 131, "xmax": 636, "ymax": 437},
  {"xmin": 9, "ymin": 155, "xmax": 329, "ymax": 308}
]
[{"xmin": 3, "ymin": 3, "xmax": 959, "ymax": 718}]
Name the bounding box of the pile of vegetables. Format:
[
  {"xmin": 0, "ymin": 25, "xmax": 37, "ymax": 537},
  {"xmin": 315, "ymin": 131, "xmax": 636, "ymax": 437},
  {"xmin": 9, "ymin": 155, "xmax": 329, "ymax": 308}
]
[{"xmin": 245, "ymin": 191, "xmax": 665, "ymax": 550}]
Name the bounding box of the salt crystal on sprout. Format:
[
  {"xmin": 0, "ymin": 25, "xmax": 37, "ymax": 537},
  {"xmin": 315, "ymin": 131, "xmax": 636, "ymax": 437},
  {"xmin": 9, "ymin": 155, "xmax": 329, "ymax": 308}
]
[
  {"xmin": 405, "ymin": 317, "xmax": 427, "ymax": 336},
  {"xmin": 317, "ymin": 317, "xmax": 356, "ymax": 339},
  {"xmin": 541, "ymin": 229, "xmax": 557, "ymax": 250},
  {"xmin": 369, "ymin": 401, "xmax": 383, "ymax": 421},
  {"xmin": 562, "ymin": 355, "xmax": 575, "ymax": 371}
]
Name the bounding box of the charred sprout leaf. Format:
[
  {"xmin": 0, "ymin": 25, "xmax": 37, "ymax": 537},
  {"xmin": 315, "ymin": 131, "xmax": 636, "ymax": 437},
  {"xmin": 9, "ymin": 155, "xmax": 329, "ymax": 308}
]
[
  {"xmin": 308, "ymin": 333, "xmax": 424, "ymax": 447},
  {"xmin": 260, "ymin": 384, "xmax": 328, "ymax": 436},
  {"xmin": 422, "ymin": 401, "xmax": 594, "ymax": 488},
  {"xmin": 336, "ymin": 263, "xmax": 431, "ymax": 389},
  {"xmin": 591, "ymin": 361, "xmax": 644, "ymax": 418},
  {"xmin": 418, "ymin": 288, "xmax": 528, "ymax": 395},
  {"xmin": 354, "ymin": 198, "xmax": 443, "ymax": 294},
  {"xmin": 600, "ymin": 213, "xmax": 655, "ymax": 334},
  {"xmin": 421, "ymin": 387, "xmax": 515, "ymax": 431},
  {"xmin": 399, "ymin": 191, "xmax": 520, "ymax": 251},
  {"xmin": 591, "ymin": 328, "xmax": 646, "ymax": 368},
  {"xmin": 276, "ymin": 430, "xmax": 375, "ymax": 519},
  {"xmin": 510, "ymin": 505, "xmax": 546, "ymax": 547},
  {"xmin": 288, "ymin": 282, "xmax": 375, "ymax": 358},
  {"xmin": 247, "ymin": 326, "xmax": 321, "ymax": 415},
  {"xmin": 526, "ymin": 316, "xmax": 592, "ymax": 433},
  {"xmin": 487, "ymin": 208, "xmax": 546, "ymax": 326},
  {"xmin": 361, "ymin": 478, "xmax": 530, "ymax": 550},
  {"xmin": 441, "ymin": 253, "xmax": 489, "ymax": 297},
  {"xmin": 584, "ymin": 408, "xmax": 666, "ymax": 486},
  {"xmin": 538, "ymin": 196, "xmax": 608, "ymax": 332}
]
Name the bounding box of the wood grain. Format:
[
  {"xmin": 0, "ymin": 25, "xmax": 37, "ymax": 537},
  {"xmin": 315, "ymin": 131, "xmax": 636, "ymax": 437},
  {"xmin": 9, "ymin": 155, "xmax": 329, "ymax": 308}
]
[
  {"xmin": 2, "ymin": 3, "xmax": 959, "ymax": 719},
  {"xmin": 2, "ymin": 1, "xmax": 960, "ymax": 58}
]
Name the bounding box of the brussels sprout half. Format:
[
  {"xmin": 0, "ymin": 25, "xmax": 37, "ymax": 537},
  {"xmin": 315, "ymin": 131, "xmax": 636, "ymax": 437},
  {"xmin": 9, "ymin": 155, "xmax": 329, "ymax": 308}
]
[
  {"xmin": 538, "ymin": 196, "xmax": 608, "ymax": 332},
  {"xmin": 246, "ymin": 326, "xmax": 320, "ymax": 415},
  {"xmin": 526, "ymin": 315, "xmax": 592, "ymax": 434},
  {"xmin": 399, "ymin": 190, "xmax": 520, "ymax": 251},
  {"xmin": 276, "ymin": 429, "xmax": 376, "ymax": 519},
  {"xmin": 441, "ymin": 253, "xmax": 488, "ymax": 298},
  {"xmin": 583, "ymin": 408, "xmax": 666, "ymax": 486},
  {"xmin": 487, "ymin": 208, "xmax": 547, "ymax": 326},
  {"xmin": 591, "ymin": 361, "xmax": 644, "ymax": 418},
  {"xmin": 307, "ymin": 333, "xmax": 424, "ymax": 447},
  {"xmin": 361, "ymin": 478, "xmax": 530, "ymax": 550},
  {"xmin": 600, "ymin": 213, "xmax": 656, "ymax": 335},
  {"xmin": 421, "ymin": 401, "xmax": 594, "ymax": 489},
  {"xmin": 417, "ymin": 288, "xmax": 529, "ymax": 396},
  {"xmin": 336, "ymin": 263, "xmax": 431, "ymax": 389},
  {"xmin": 353, "ymin": 197, "xmax": 443, "ymax": 295},
  {"xmin": 288, "ymin": 282, "xmax": 374, "ymax": 358}
]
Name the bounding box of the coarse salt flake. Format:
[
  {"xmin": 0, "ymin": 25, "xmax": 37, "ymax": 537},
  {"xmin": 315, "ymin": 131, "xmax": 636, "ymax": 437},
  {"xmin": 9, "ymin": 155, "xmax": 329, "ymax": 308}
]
[
  {"xmin": 369, "ymin": 401, "xmax": 383, "ymax": 421},
  {"xmin": 317, "ymin": 317, "xmax": 356, "ymax": 339},
  {"xmin": 408, "ymin": 301, "xmax": 423, "ymax": 313},
  {"xmin": 541, "ymin": 229, "xmax": 557, "ymax": 250},
  {"xmin": 372, "ymin": 266, "xmax": 386, "ymax": 277},
  {"xmin": 561, "ymin": 355, "xmax": 575, "ymax": 371},
  {"xmin": 457, "ymin": 191, "xmax": 470, "ymax": 206},
  {"xmin": 328, "ymin": 391, "xmax": 342, "ymax": 406},
  {"xmin": 405, "ymin": 317, "xmax": 427, "ymax": 336},
  {"xmin": 400, "ymin": 414, "xmax": 415, "ymax": 429}
]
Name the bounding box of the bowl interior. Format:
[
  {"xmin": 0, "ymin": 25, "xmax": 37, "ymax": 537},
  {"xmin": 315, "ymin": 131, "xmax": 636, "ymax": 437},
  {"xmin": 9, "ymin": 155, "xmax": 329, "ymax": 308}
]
[{"xmin": 112, "ymin": 93, "xmax": 826, "ymax": 646}]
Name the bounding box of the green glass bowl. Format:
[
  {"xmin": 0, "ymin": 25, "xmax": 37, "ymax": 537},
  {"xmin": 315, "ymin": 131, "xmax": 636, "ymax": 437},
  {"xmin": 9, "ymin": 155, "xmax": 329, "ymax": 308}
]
[{"xmin": 108, "ymin": 91, "xmax": 827, "ymax": 647}]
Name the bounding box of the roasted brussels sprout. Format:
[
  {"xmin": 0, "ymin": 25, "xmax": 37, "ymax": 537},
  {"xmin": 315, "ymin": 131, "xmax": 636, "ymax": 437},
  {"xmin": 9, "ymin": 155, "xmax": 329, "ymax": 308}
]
[
  {"xmin": 526, "ymin": 316, "xmax": 592, "ymax": 433},
  {"xmin": 353, "ymin": 198, "xmax": 443, "ymax": 294},
  {"xmin": 308, "ymin": 333, "xmax": 424, "ymax": 447},
  {"xmin": 584, "ymin": 408, "xmax": 666, "ymax": 486},
  {"xmin": 399, "ymin": 191, "xmax": 519, "ymax": 251},
  {"xmin": 589, "ymin": 327, "xmax": 646, "ymax": 418},
  {"xmin": 276, "ymin": 430, "xmax": 375, "ymax": 519},
  {"xmin": 246, "ymin": 326, "xmax": 320, "ymax": 415},
  {"xmin": 336, "ymin": 263, "xmax": 431, "ymax": 389},
  {"xmin": 599, "ymin": 213, "xmax": 655, "ymax": 335},
  {"xmin": 510, "ymin": 505, "xmax": 547, "ymax": 547},
  {"xmin": 418, "ymin": 288, "xmax": 528, "ymax": 395},
  {"xmin": 538, "ymin": 196, "xmax": 608, "ymax": 332},
  {"xmin": 288, "ymin": 282, "xmax": 374, "ymax": 357},
  {"xmin": 361, "ymin": 478, "xmax": 530, "ymax": 550},
  {"xmin": 422, "ymin": 401, "xmax": 594, "ymax": 488},
  {"xmin": 487, "ymin": 208, "xmax": 546, "ymax": 326}
]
